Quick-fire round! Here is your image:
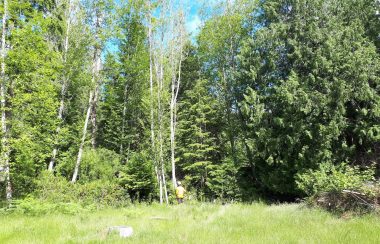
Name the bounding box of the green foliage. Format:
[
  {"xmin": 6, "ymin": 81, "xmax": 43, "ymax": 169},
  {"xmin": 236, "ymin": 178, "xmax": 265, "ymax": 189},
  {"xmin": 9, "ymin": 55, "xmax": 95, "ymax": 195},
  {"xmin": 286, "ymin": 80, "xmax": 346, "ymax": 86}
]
[
  {"xmin": 6, "ymin": 11, "xmax": 61, "ymax": 197},
  {"xmin": 296, "ymin": 163, "xmax": 375, "ymax": 196},
  {"xmin": 177, "ymin": 78, "xmax": 219, "ymax": 198},
  {"xmin": 296, "ymin": 163, "xmax": 380, "ymax": 214},
  {"xmin": 11, "ymin": 198, "xmax": 90, "ymax": 216},
  {"xmin": 79, "ymin": 148, "xmax": 121, "ymax": 182},
  {"xmin": 206, "ymin": 157, "xmax": 241, "ymax": 201},
  {"xmin": 1, "ymin": 0, "xmax": 379, "ymax": 206},
  {"xmin": 118, "ymin": 151, "xmax": 156, "ymax": 202},
  {"xmin": 98, "ymin": 2, "xmax": 149, "ymax": 161},
  {"xmin": 32, "ymin": 171, "xmax": 128, "ymax": 208},
  {"xmin": 239, "ymin": 0, "xmax": 380, "ymax": 196}
]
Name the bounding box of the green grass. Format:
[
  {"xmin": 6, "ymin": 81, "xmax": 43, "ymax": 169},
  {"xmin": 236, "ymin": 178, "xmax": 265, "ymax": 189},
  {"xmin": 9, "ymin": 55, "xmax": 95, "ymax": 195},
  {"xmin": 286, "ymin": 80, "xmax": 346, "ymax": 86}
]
[{"xmin": 0, "ymin": 203, "xmax": 379, "ymax": 243}]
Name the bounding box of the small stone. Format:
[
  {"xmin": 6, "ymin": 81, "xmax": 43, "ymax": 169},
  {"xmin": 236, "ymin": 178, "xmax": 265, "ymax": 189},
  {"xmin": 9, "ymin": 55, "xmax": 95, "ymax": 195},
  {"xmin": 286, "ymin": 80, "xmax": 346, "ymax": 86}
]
[{"xmin": 108, "ymin": 226, "xmax": 133, "ymax": 238}]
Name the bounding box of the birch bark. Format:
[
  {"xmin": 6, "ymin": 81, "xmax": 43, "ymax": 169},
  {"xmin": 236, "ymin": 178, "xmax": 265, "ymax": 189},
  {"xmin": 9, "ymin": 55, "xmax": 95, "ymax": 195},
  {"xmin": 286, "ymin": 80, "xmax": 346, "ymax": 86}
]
[
  {"xmin": 72, "ymin": 6, "xmax": 103, "ymax": 182},
  {"xmin": 90, "ymin": 10, "xmax": 103, "ymax": 148},
  {"xmin": 169, "ymin": 10, "xmax": 185, "ymax": 189},
  {"xmin": 49, "ymin": 0, "xmax": 74, "ymax": 171},
  {"xmin": 120, "ymin": 84, "xmax": 128, "ymax": 157},
  {"xmin": 72, "ymin": 91, "xmax": 93, "ymax": 182},
  {"xmin": 0, "ymin": 0, "xmax": 11, "ymax": 201},
  {"xmin": 147, "ymin": 1, "xmax": 162, "ymax": 202}
]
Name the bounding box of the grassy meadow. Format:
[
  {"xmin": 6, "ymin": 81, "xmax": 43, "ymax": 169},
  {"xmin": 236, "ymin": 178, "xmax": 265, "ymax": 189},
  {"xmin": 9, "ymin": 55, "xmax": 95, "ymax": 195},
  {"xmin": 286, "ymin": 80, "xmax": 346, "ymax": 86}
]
[{"xmin": 0, "ymin": 203, "xmax": 379, "ymax": 243}]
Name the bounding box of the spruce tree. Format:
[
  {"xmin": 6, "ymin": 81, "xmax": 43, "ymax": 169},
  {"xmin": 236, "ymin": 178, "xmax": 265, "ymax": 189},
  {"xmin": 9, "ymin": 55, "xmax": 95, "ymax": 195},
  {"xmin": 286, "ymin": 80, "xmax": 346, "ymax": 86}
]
[{"xmin": 177, "ymin": 79, "xmax": 219, "ymax": 198}]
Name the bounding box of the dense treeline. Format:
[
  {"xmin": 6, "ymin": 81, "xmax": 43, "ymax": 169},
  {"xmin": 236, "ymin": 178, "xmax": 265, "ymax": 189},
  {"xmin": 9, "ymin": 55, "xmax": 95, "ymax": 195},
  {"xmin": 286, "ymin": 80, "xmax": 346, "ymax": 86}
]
[{"xmin": 0, "ymin": 0, "xmax": 379, "ymax": 204}]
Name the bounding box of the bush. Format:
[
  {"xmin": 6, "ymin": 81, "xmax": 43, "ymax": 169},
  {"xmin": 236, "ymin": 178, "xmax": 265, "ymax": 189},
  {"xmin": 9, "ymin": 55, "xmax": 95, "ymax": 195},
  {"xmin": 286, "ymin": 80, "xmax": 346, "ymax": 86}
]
[
  {"xmin": 296, "ymin": 162, "xmax": 379, "ymax": 214},
  {"xmin": 33, "ymin": 171, "xmax": 74, "ymax": 203},
  {"xmin": 118, "ymin": 151, "xmax": 156, "ymax": 202},
  {"xmin": 296, "ymin": 162, "xmax": 375, "ymax": 196},
  {"xmin": 75, "ymin": 180, "xmax": 128, "ymax": 207},
  {"xmin": 2, "ymin": 171, "xmax": 129, "ymax": 215},
  {"xmin": 11, "ymin": 197, "xmax": 91, "ymax": 216},
  {"xmin": 79, "ymin": 148, "xmax": 122, "ymax": 182}
]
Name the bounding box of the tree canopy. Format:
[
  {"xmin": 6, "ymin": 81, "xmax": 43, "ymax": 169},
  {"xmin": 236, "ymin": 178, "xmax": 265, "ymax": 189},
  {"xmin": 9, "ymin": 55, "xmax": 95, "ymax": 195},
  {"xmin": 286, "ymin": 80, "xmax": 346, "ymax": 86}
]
[{"xmin": 0, "ymin": 0, "xmax": 379, "ymax": 203}]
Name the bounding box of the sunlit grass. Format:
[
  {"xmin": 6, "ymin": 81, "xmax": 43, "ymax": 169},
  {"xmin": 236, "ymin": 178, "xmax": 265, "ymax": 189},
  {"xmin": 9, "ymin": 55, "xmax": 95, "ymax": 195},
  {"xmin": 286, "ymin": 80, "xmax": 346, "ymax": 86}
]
[{"xmin": 0, "ymin": 203, "xmax": 379, "ymax": 243}]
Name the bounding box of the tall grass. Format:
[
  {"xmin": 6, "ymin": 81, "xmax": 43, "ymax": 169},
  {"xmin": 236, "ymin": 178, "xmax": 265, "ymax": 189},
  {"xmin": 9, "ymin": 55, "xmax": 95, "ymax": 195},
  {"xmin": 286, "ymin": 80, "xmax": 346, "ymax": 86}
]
[{"xmin": 0, "ymin": 203, "xmax": 379, "ymax": 243}]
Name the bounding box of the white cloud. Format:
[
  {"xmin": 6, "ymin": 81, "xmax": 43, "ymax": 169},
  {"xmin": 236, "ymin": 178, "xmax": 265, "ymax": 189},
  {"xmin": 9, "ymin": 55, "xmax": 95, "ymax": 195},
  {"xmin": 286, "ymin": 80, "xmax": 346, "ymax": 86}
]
[{"xmin": 186, "ymin": 14, "xmax": 201, "ymax": 35}]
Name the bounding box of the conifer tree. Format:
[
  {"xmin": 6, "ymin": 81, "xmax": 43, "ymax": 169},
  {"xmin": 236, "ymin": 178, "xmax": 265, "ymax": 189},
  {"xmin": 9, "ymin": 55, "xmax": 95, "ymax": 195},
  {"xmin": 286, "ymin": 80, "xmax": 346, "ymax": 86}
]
[
  {"xmin": 240, "ymin": 0, "xmax": 380, "ymax": 196},
  {"xmin": 177, "ymin": 79, "xmax": 219, "ymax": 197}
]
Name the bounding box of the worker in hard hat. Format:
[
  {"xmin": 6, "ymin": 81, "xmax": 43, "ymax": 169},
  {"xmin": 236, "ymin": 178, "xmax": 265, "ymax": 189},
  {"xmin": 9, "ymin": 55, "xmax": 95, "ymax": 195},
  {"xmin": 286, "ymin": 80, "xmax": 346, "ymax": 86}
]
[{"xmin": 175, "ymin": 181, "xmax": 186, "ymax": 204}]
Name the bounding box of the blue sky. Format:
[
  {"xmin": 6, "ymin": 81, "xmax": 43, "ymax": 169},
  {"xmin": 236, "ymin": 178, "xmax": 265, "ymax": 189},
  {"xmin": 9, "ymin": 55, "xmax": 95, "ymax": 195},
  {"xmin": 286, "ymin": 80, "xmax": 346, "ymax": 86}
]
[
  {"xmin": 105, "ymin": 0, "xmax": 221, "ymax": 54},
  {"xmin": 185, "ymin": 1, "xmax": 203, "ymax": 36}
]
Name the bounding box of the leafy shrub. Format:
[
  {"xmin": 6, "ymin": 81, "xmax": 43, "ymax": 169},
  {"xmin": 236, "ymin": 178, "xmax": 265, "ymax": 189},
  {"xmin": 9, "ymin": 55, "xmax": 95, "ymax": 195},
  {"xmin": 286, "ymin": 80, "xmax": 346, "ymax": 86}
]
[
  {"xmin": 79, "ymin": 148, "xmax": 122, "ymax": 182},
  {"xmin": 296, "ymin": 162, "xmax": 379, "ymax": 214},
  {"xmin": 33, "ymin": 171, "xmax": 73, "ymax": 203},
  {"xmin": 3, "ymin": 170, "xmax": 129, "ymax": 215},
  {"xmin": 75, "ymin": 180, "xmax": 127, "ymax": 207},
  {"xmin": 296, "ymin": 162, "xmax": 375, "ymax": 196},
  {"xmin": 10, "ymin": 197, "xmax": 93, "ymax": 216}
]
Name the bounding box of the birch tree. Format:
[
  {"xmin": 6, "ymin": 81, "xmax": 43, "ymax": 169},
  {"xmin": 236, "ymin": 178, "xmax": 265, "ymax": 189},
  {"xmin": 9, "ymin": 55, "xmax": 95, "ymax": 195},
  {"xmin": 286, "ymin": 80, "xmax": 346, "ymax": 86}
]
[
  {"xmin": 169, "ymin": 5, "xmax": 186, "ymax": 189},
  {"xmin": 49, "ymin": 0, "xmax": 76, "ymax": 171},
  {"xmin": 72, "ymin": 91, "xmax": 93, "ymax": 182},
  {"xmin": 90, "ymin": 8, "xmax": 104, "ymax": 149},
  {"xmin": 147, "ymin": 0, "xmax": 160, "ymax": 202},
  {"xmin": 0, "ymin": 0, "xmax": 11, "ymax": 201},
  {"xmin": 72, "ymin": 0, "xmax": 112, "ymax": 182},
  {"xmin": 147, "ymin": 0, "xmax": 173, "ymax": 204}
]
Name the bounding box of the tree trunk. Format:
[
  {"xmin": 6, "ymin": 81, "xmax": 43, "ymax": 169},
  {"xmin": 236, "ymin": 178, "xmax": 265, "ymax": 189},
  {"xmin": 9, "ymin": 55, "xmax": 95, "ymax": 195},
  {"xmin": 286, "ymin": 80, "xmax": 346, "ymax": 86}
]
[
  {"xmin": 157, "ymin": 59, "xmax": 167, "ymax": 204},
  {"xmin": 90, "ymin": 79, "xmax": 99, "ymax": 148},
  {"xmin": 48, "ymin": 0, "xmax": 73, "ymax": 171},
  {"xmin": 157, "ymin": 36, "xmax": 169, "ymax": 204},
  {"xmin": 169, "ymin": 35, "xmax": 177, "ymax": 188},
  {"xmin": 72, "ymin": 91, "xmax": 93, "ymax": 182},
  {"xmin": 169, "ymin": 10, "xmax": 185, "ymax": 189},
  {"xmin": 148, "ymin": 2, "xmax": 162, "ymax": 202},
  {"xmin": 72, "ymin": 7, "xmax": 103, "ymax": 182},
  {"xmin": 90, "ymin": 10, "xmax": 103, "ymax": 149},
  {"xmin": 159, "ymin": 169, "xmax": 163, "ymax": 204},
  {"xmin": 120, "ymin": 84, "xmax": 128, "ymax": 159},
  {"xmin": 148, "ymin": 1, "xmax": 155, "ymax": 164},
  {"xmin": 161, "ymin": 163, "xmax": 169, "ymax": 204},
  {"xmin": 1, "ymin": 0, "xmax": 11, "ymax": 202},
  {"xmin": 170, "ymin": 85, "xmax": 177, "ymax": 188}
]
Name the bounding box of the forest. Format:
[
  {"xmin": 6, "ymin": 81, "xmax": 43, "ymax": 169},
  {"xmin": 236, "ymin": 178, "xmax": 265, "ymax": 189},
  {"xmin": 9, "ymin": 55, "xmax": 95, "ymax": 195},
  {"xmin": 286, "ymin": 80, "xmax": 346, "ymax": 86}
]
[{"xmin": 0, "ymin": 0, "xmax": 379, "ymax": 212}]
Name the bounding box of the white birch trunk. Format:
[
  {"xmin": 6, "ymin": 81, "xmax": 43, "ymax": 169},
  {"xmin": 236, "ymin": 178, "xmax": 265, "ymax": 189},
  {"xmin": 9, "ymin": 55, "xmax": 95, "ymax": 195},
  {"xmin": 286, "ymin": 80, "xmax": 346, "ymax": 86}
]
[
  {"xmin": 90, "ymin": 11, "xmax": 103, "ymax": 149},
  {"xmin": 147, "ymin": 1, "xmax": 163, "ymax": 202},
  {"xmin": 0, "ymin": 0, "xmax": 11, "ymax": 202},
  {"xmin": 170, "ymin": 80, "xmax": 177, "ymax": 189},
  {"xmin": 148, "ymin": 1, "xmax": 155, "ymax": 163},
  {"xmin": 159, "ymin": 170, "xmax": 163, "ymax": 204},
  {"xmin": 169, "ymin": 10, "xmax": 185, "ymax": 189},
  {"xmin": 157, "ymin": 37, "xmax": 168, "ymax": 204},
  {"xmin": 72, "ymin": 8, "xmax": 103, "ymax": 182},
  {"xmin": 72, "ymin": 91, "xmax": 93, "ymax": 182},
  {"xmin": 49, "ymin": 0, "xmax": 73, "ymax": 171},
  {"xmin": 1, "ymin": 0, "xmax": 11, "ymax": 201},
  {"xmin": 120, "ymin": 84, "xmax": 128, "ymax": 157},
  {"xmin": 161, "ymin": 163, "xmax": 169, "ymax": 204}
]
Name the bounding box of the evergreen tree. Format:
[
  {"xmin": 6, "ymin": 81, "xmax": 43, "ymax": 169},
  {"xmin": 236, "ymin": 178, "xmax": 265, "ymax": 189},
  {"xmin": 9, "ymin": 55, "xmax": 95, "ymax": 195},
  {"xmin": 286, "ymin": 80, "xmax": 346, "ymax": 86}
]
[
  {"xmin": 240, "ymin": 0, "xmax": 380, "ymax": 197},
  {"xmin": 177, "ymin": 78, "xmax": 219, "ymax": 198}
]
